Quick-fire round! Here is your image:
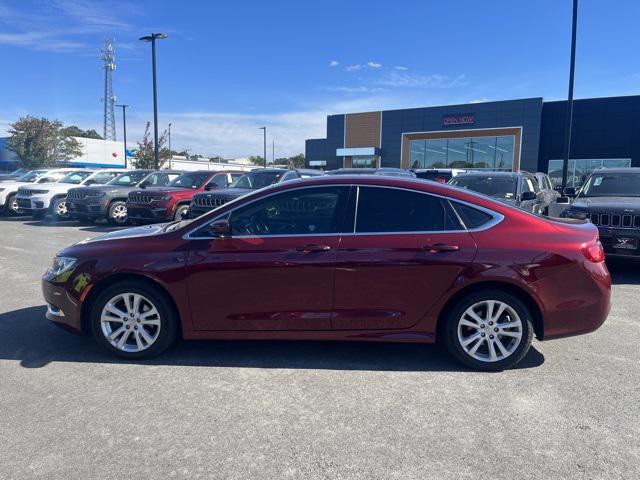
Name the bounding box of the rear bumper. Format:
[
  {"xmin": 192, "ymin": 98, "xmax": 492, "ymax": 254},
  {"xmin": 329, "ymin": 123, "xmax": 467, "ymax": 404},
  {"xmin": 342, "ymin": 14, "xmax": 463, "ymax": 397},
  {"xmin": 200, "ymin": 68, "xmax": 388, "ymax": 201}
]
[
  {"xmin": 42, "ymin": 278, "xmax": 83, "ymax": 333},
  {"xmin": 539, "ymin": 260, "xmax": 611, "ymax": 340}
]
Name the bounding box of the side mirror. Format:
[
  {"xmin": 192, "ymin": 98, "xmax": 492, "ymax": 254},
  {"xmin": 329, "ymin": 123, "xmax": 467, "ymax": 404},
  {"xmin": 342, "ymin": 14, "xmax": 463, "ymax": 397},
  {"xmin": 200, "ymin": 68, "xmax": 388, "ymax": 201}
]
[
  {"xmin": 563, "ymin": 187, "xmax": 577, "ymax": 197},
  {"xmin": 521, "ymin": 191, "xmax": 537, "ymax": 201},
  {"xmin": 84, "ymin": 179, "xmax": 96, "ymax": 186},
  {"xmin": 139, "ymin": 181, "xmax": 149, "ymax": 189},
  {"xmin": 208, "ymin": 219, "xmax": 231, "ymax": 238}
]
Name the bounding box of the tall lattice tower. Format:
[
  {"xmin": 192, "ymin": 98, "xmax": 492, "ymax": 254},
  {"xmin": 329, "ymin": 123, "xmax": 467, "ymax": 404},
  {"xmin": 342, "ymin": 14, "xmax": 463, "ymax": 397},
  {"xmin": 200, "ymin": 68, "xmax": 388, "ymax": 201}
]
[{"xmin": 101, "ymin": 39, "xmax": 117, "ymax": 140}]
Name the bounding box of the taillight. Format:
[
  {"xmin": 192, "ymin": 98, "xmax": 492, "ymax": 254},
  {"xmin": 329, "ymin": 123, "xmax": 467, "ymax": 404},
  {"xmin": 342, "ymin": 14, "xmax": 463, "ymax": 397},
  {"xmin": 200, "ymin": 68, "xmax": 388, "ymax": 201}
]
[{"xmin": 581, "ymin": 240, "xmax": 605, "ymax": 263}]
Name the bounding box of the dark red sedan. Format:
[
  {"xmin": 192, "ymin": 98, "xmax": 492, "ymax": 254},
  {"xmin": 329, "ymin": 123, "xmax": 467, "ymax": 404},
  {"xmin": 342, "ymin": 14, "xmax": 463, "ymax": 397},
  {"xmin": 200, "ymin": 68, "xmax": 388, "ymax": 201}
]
[{"xmin": 42, "ymin": 175, "xmax": 611, "ymax": 370}]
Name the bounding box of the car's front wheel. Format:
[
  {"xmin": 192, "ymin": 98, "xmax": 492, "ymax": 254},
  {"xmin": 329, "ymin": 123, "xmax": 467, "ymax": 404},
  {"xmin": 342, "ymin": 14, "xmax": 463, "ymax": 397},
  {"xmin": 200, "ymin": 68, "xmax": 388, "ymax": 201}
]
[
  {"xmin": 173, "ymin": 204, "xmax": 189, "ymax": 221},
  {"xmin": 6, "ymin": 194, "xmax": 23, "ymax": 215},
  {"xmin": 52, "ymin": 197, "xmax": 70, "ymax": 220},
  {"xmin": 90, "ymin": 281, "xmax": 178, "ymax": 359},
  {"xmin": 108, "ymin": 201, "xmax": 128, "ymax": 224},
  {"xmin": 442, "ymin": 290, "xmax": 534, "ymax": 371}
]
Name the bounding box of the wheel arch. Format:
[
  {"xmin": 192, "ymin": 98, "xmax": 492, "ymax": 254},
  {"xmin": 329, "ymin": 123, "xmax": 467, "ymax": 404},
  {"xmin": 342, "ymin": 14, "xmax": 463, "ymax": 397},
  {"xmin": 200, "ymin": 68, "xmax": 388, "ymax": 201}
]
[
  {"xmin": 435, "ymin": 281, "xmax": 544, "ymax": 341},
  {"xmin": 80, "ymin": 272, "xmax": 181, "ymax": 337}
]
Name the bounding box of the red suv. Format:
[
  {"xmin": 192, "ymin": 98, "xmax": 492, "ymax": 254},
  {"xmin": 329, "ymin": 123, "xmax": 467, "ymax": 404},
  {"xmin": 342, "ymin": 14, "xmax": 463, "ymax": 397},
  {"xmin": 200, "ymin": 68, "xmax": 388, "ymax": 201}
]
[
  {"xmin": 42, "ymin": 175, "xmax": 611, "ymax": 370},
  {"xmin": 126, "ymin": 170, "xmax": 243, "ymax": 223}
]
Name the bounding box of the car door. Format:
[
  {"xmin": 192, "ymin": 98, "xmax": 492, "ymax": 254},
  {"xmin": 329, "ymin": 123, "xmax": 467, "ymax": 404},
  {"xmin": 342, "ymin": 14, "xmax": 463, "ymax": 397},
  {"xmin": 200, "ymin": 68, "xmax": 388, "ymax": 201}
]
[
  {"xmin": 332, "ymin": 186, "xmax": 478, "ymax": 330},
  {"xmin": 185, "ymin": 185, "xmax": 351, "ymax": 331}
]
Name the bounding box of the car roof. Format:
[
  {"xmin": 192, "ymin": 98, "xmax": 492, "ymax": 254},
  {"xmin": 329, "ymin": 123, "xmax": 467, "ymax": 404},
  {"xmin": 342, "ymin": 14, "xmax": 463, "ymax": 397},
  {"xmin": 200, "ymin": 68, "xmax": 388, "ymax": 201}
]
[
  {"xmin": 591, "ymin": 167, "xmax": 640, "ymax": 174},
  {"xmin": 453, "ymin": 171, "xmax": 519, "ymax": 178}
]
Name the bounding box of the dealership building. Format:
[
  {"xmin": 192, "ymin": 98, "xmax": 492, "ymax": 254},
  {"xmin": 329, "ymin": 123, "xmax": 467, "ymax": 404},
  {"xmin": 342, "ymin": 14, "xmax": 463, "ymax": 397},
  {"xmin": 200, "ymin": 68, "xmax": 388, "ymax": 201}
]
[{"xmin": 305, "ymin": 94, "xmax": 640, "ymax": 186}]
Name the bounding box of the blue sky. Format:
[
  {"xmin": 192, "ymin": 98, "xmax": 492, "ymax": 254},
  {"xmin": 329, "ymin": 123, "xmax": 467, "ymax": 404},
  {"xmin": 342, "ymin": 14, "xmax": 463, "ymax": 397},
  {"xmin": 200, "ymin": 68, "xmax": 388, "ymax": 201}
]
[{"xmin": 1, "ymin": 0, "xmax": 639, "ymax": 158}]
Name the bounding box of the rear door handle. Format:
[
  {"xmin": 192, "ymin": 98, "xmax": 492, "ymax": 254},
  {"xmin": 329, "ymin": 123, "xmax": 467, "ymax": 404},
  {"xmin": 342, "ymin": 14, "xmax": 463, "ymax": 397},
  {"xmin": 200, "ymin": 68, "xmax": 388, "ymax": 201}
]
[
  {"xmin": 296, "ymin": 244, "xmax": 332, "ymax": 252},
  {"xmin": 421, "ymin": 243, "xmax": 459, "ymax": 252}
]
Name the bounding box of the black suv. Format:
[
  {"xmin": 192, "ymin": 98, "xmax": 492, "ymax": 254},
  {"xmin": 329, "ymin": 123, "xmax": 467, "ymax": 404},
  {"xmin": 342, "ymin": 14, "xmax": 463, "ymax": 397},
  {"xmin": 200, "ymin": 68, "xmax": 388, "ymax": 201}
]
[
  {"xmin": 67, "ymin": 170, "xmax": 182, "ymax": 224},
  {"xmin": 448, "ymin": 171, "xmax": 550, "ymax": 215},
  {"xmin": 562, "ymin": 168, "xmax": 640, "ymax": 257},
  {"xmin": 189, "ymin": 168, "xmax": 323, "ymax": 218}
]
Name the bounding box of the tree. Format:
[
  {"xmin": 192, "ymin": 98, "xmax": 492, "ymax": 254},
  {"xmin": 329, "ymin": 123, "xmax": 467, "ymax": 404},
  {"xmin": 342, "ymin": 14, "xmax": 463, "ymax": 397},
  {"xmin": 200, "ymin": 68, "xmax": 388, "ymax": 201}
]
[
  {"xmin": 133, "ymin": 122, "xmax": 170, "ymax": 169},
  {"xmin": 248, "ymin": 155, "xmax": 265, "ymax": 166},
  {"xmin": 6, "ymin": 116, "xmax": 83, "ymax": 168},
  {"xmin": 275, "ymin": 153, "xmax": 305, "ymax": 169},
  {"xmin": 62, "ymin": 125, "xmax": 103, "ymax": 140}
]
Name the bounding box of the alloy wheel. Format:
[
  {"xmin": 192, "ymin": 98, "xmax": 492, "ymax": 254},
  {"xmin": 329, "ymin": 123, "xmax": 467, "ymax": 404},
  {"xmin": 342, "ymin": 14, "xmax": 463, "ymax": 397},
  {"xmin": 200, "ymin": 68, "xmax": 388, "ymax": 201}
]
[
  {"xmin": 112, "ymin": 204, "xmax": 127, "ymax": 223},
  {"xmin": 56, "ymin": 200, "xmax": 69, "ymax": 218},
  {"xmin": 100, "ymin": 293, "xmax": 162, "ymax": 353},
  {"xmin": 456, "ymin": 300, "xmax": 523, "ymax": 363},
  {"xmin": 9, "ymin": 197, "xmax": 23, "ymax": 215}
]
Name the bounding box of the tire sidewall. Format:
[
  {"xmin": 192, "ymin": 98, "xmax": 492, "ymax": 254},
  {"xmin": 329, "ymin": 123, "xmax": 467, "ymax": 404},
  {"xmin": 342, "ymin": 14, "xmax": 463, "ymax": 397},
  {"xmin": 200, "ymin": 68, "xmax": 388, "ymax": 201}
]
[
  {"xmin": 443, "ymin": 290, "xmax": 534, "ymax": 371},
  {"xmin": 108, "ymin": 200, "xmax": 128, "ymax": 224},
  {"xmin": 90, "ymin": 281, "xmax": 178, "ymax": 359},
  {"xmin": 53, "ymin": 197, "xmax": 69, "ymax": 219},
  {"xmin": 173, "ymin": 204, "xmax": 189, "ymax": 221},
  {"xmin": 7, "ymin": 193, "xmax": 23, "ymax": 215}
]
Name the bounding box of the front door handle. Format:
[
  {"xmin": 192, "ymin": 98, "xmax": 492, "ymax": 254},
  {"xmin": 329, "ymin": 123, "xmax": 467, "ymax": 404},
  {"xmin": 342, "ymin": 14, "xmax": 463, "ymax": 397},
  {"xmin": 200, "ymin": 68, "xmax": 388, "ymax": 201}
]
[
  {"xmin": 296, "ymin": 244, "xmax": 332, "ymax": 252},
  {"xmin": 422, "ymin": 243, "xmax": 460, "ymax": 252}
]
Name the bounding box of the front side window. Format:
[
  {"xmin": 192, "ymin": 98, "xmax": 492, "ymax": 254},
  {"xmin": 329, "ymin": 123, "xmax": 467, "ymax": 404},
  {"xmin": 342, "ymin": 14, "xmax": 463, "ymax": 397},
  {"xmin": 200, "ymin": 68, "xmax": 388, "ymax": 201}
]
[
  {"xmin": 207, "ymin": 174, "xmax": 229, "ymax": 189},
  {"xmin": 355, "ymin": 187, "xmax": 448, "ymax": 233},
  {"xmin": 231, "ymin": 171, "xmax": 285, "ymax": 189},
  {"xmin": 109, "ymin": 171, "xmax": 150, "ymax": 186},
  {"xmin": 521, "ymin": 177, "xmax": 538, "ymax": 194},
  {"xmin": 87, "ymin": 171, "xmax": 119, "ymax": 185},
  {"xmin": 228, "ymin": 186, "xmax": 348, "ymax": 236},
  {"xmin": 170, "ymin": 172, "xmax": 211, "ymax": 189}
]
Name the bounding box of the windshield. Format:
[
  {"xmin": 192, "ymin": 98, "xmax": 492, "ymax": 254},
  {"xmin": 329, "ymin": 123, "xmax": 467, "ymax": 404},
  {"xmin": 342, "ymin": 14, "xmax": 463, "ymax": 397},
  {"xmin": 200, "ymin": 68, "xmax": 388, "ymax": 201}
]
[
  {"xmin": 60, "ymin": 171, "xmax": 94, "ymax": 184},
  {"xmin": 108, "ymin": 171, "xmax": 150, "ymax": 186},
  {"xmin": 17, "ymin": 170, "xmax": 44, "ymax": 182},
  {"xmin": 230, "ymin": 171, "xmax": 285, "ymax": 189},
  {"xmin": 450, "ymin": 175, "xmax": 517, "ymax": 200},
  {"xmin": 169, "ymin": 172, "xmax": 210, "ymax": 189},
  {"xmin": 10, "ymin": 168, "xmax": 27, "ymax": 176},
  {"xmin": 86, "ymin": 171, "xmax": 120, "ymax": 185},
  {"xmin": 580, "ymin": 172, "xmax": 640, "ymax": 197}
]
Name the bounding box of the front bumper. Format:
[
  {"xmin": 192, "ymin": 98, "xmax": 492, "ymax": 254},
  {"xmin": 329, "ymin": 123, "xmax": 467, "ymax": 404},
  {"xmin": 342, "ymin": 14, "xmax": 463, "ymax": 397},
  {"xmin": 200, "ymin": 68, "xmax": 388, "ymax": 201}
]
[
  {"xmin": 42, "ymin": 278, "xmax": 83, "ymax": 333},
  {"xmin": 16, "ymin": 195, "xmax": 50, "ymax": 212},
  {"xmin": 189, "ymin": 204, "xmax": 212, "ymax": 218},
  {"xmin": 126, "ymin": 203, "xmax": 172, "ymax": 222},
  {"xmin": 598, "ymin": 227, "xmax": 640, "ymax": 257},
  {"xmin": 67, "ymin": 199, "xmax": 108, "ymax": 218}
]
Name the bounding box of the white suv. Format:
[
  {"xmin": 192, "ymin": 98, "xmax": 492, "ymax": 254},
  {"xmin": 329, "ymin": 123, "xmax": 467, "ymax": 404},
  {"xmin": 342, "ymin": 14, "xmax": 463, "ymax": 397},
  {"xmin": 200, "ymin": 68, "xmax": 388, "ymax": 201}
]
[
  {"xmin": 0, "ymin": 169, "xmax": 66, "ymax": 215},
  {"xmin": 16, "ymin": 169, "xmax": 123, "ymax": 220}
]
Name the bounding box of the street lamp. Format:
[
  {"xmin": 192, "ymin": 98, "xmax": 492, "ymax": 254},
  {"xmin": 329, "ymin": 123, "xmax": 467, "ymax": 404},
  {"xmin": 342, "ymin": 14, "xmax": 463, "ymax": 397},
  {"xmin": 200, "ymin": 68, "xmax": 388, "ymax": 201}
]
[
  {"xmin": 259, "ymin": 126, "xmax": 267, "ymax": 168},
  {"xmin": 168, "ymin": 122, "xmax": 172, "ymax": 169},
  {"xmin": 561, "ymin": 0, "xmax": 578, "ymax": 191},
  {"xmin": 139, "ymin": 32, "xmax": 168, "ymax": 169},
  {"xmin": 115, "ymin": 104, "xmax": 129, "ymax": 168}
]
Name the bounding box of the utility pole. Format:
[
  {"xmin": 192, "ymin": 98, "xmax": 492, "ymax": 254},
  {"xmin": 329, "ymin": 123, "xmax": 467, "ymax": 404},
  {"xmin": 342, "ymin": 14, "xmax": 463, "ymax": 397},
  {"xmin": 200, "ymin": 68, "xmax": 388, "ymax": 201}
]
[
  {"xmin": 115, "ymin": 104, "xmax": 129, "ymax": 168},
  {"xmin": 272, "ymin": 139, "xmax": 275, "ymax": 165},
  {"xmin": 139, "ymin": 33, "xmax": 168, "ymax": 169},
  {"xmin": 259, "ymin": 126, "xmax": 267, "ymax": 168},
  {"xmin": 168, "ymin": 122, "xmax": 172, "ymax": 169},
  {"xmin": 561, "ymin": 0, "xmax": 578, "ymax": 191}
]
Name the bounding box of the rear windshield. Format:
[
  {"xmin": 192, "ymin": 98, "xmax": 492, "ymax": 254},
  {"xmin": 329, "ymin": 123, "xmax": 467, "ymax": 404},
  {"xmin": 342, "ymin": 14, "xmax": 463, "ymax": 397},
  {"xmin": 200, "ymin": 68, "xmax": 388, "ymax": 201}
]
[
  {"xmin": 580, "ymin": 173, "xmax": 640, "ymax": 198},
  {"xmin": 169, "ymin": 172, "xmax": 210, "ymax": 189},
  {"xmin": 231, "ymin": 171, "xmax": 285, "ymax": 189},
  {"xmin": 449, "ymin": 176, "xmax": 517, "ymax": 200}
]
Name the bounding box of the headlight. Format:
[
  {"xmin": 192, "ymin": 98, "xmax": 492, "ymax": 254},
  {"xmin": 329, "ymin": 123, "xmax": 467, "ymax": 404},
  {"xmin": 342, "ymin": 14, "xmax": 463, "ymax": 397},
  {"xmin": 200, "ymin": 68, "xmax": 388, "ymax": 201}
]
[
  {"xmin": 90, "ymin": 192, "xmax": 107, "ymax": 198},
  {"xmin": 563, "ymin": 209, "xmax": 589, "ymax": 220},
  {"xmin": 159, "ymin": 195, "xmax": 171, "ymax": 201},
  {"xmin": 46, "ymin": 256, "xmax": 77, "ymax": 277}
]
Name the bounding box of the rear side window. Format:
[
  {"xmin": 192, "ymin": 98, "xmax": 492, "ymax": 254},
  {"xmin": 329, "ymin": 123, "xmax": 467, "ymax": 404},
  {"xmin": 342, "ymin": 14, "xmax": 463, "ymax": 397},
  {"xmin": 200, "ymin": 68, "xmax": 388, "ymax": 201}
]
[
  {"xmin": 451, "ymin": 202, "xmax": 494, "ymax": 229},
  {"xmin": 355, "ymin": 187, "xmax": 446, "ymax": 233}
]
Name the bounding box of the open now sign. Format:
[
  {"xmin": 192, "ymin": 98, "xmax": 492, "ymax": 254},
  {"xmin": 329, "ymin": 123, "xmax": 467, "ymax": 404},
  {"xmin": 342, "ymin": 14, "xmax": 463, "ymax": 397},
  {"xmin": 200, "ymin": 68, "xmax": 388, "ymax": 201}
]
[{"xmin": 443, "ymin": 113, "xmax": 475, "ymax": 126}]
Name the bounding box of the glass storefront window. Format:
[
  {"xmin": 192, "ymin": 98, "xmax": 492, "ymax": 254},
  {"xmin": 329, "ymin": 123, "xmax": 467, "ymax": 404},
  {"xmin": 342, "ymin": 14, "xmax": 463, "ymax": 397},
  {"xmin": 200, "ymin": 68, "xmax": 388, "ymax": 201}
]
[
  {"xmin": 547, "ymin": 158, "xmax": 632, "ymax": 188},
  {"xmin": 409, "ymin": 135, "xmax": 515, "ymax": 171}
]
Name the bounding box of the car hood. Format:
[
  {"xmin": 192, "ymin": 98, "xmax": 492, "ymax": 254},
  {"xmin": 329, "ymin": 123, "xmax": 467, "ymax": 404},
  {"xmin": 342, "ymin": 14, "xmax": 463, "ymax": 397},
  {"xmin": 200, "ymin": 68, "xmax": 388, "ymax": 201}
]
[
  {"xmin": 80, "ymin": 224, "xmax": 168, "ymax": 244},
  {"xmin": 76, "ymin": 184, "xmax": 137, "ymax": 194},
  {"xmin": 572, "ymin": 196, "xmax": 640, "ymax": 212},
  {"xmin": 0, "ymin": 180, "xmax": 34, "ymax": 190},
  {"xmin": 132, "ymin": 186, "xmax": 191, "ymax": 196},
  {"xmin": 20, "ymin": 181, "xmax": 72, "ymax": 192},
  {"xmin": 195, "ymin": 187, "xmax": 252, "ymax": 198}
]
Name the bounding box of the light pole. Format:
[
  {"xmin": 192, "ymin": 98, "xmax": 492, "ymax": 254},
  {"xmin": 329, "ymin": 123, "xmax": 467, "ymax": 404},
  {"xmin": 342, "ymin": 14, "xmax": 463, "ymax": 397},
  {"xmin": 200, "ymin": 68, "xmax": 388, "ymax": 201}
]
[
  {"xmin": 139, "ymin": 32, "xmax": 168, "ymax": 169},
  {"xmin": 259, "ymin": 126, "xmax": 267, "ymax": 168},
  {"xmin": 115, "ymin": 104, "xmax": 129, "ymax": 168},
  {"xmin": 561, "ymin": 0, "xmax": 578, "ymax": 191},
  {"xmin": 168, "ymin": 122, "xmax": 172, "ymax": 169}
]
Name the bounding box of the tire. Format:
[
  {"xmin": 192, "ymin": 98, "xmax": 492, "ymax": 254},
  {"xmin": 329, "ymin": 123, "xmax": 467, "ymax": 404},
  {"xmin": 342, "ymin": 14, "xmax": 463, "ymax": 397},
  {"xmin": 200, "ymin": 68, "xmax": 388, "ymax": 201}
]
[
  {"xmin": 173, "ymin": 204, "xmax": 190, "ymax": 221},
  {"xmin": 90, "ymin": 281, "xmax": 178, "ymax": 359},
  {"xmin": 442, "ymin": 289, "xmax": 534, "ymax": 371},
  {"xmin": 6, "ymin": 194, "xmax": 23, "ymax": 215},
  {"xmin": 52, "ymin": 197, "xmax": 70, "ymax": 220},
  {"xmin": 108, "ymin": 200, "xmax": 128, "ymax": 225}
]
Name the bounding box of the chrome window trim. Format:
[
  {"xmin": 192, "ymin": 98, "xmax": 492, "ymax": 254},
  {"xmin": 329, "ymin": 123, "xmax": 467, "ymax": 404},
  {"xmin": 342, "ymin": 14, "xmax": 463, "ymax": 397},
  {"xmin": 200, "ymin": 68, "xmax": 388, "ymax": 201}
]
[{"xmin": 182, "ymin": 183, "xmax": 504, "ymax": 240}]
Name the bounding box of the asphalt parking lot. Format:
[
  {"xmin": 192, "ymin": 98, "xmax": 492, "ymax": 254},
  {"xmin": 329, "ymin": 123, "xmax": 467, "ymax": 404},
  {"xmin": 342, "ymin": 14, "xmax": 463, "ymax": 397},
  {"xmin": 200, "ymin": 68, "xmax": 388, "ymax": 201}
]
[{"xmin": 1, "ymin": 216, "xmax": 639, "ymax": 480}]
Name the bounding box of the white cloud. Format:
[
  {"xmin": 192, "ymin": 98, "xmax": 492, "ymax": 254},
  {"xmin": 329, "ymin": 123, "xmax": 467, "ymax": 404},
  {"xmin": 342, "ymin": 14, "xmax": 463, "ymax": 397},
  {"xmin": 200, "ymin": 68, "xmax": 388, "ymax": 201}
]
[
  {"xmin": 366, "ymin": 61, "xmax": 382, "ymax": 69},
  {"xmin": 345, "ymin": 64, "xmax": 362, "ymax": 72},
  {"xmin": 469, "ymin": 97, "xmax": 489, "ymax": 104},
  {"xmin": 325, "ymin": 86, "xmax": 385, "ymax": 93},
  {"xmin": 379, "ymin": 72, "xmax": 467, "ymax": 88},
  {"xmin": 394, "ymin": 65, "xmax": 408, "ymax": 71},
  {"xmin": 329, "ymin": 60, "xmax": 339, "ymax": 67}
]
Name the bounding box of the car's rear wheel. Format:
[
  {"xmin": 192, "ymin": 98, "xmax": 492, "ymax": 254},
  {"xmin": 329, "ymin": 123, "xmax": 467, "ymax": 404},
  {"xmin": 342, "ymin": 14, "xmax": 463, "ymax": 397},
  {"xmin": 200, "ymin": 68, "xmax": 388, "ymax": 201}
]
[
  {"xmin": 6, "ymin": 194, "xmax": 23, "ymax": 215},
  {"xmin": 108, "ymin": 201, "xmax": 128, "ymax": 224},
  {"xmin": 52, "ymin": 197, "xmax": 70, "ymax": 220},
  {"xmin": 442, "ymin": 290, "xmax": 534, "ymax": 371},
  {"xmin": 90, "ymin": 281, "xmax": 178, "ymax": 359},
  {"xmin": 173, "ymin": 204, "xmax": 189, "ymax": 221}
]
